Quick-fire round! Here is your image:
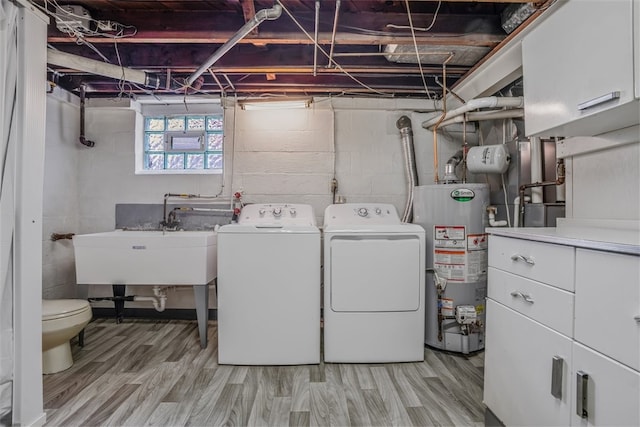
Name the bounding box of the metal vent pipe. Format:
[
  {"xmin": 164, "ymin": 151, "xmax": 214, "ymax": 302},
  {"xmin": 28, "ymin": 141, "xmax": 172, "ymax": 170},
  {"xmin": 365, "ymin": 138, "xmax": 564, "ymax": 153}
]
[
  {"xmin": 396, "ymin": 115, "xmax": 419, "ymax": 223},
  {"xmin": 185, "ymin": 4, "xmax": 282, "ymax": 87}
]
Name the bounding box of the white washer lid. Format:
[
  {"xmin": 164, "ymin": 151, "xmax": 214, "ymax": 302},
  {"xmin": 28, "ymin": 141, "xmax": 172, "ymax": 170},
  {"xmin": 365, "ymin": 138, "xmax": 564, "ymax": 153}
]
[{"xmin": 42, "ymin": 299, "xmax": 91, "ymax": 320}]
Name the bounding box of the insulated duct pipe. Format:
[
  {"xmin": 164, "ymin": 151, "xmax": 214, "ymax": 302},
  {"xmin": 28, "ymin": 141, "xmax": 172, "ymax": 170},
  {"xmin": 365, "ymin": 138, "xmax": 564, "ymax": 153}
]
[
  {"xmin": 185, "ymin": 4, "xmax": 282, "ymax": 88},
  {"xmin": 47, "ymin": 49, "xmax": 161, "ymax": 89},
  {"xmin": 396, "ymin": 116, "xmax": 418, "ymax": 223},
  {"xmin": 436, "ymin": 108, "xmax": 524, "ymax": 128},
  {"xmin": 422, "ymin": 96, "xmax": 524, "ymax": 130}
]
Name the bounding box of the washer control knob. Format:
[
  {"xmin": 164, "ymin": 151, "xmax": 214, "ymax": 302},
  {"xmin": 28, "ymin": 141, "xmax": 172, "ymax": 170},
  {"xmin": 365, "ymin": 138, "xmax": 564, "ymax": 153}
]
[
  {"xmin": 375, "ymin": 208, "xmax": 382, "ymax": 215},
  {"xmin": 290, "ymin": 208, "xmax": 296, "ymax": 216},
  {"xmin": 258, "ymin": 209, "xmax": 266, "ymax": 216},
  {"xmin": 357, "ymin": 207, "xmax": 369, "ymax": 217},
  {"xmin": 272, "ymin": 207, "xmax": 282, "ymax": 217}
]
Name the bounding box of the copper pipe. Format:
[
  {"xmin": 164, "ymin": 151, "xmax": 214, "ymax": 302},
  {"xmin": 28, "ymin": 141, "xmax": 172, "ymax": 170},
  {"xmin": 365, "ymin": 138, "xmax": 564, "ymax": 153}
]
[
  {"xmin": 432, "ymin": 53, "xmax": 454, "ymax": 183},
  {"xmin": 518, "ymin": 159, "xmax": 566, "ymax": 226}
]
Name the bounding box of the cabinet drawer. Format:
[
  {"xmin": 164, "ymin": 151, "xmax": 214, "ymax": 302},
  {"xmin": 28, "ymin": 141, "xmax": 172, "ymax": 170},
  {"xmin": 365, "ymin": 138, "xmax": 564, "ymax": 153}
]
[
  {"xmin": 488, "ymin": 267, "xmax": 574, "ymax": 337},
  {"xmin": 571, "ymin": 342, "xmax": 640, "ymax": 427},
  {"xmin": 484, "ymin": 300, "xmax": 572, "ymax": 427},
  {"xmin": 575, "ymin": 249, "xmax": 640, "ymax": 371},
  {"xmin": 488, "ymin": 236, "xmax": 575, "ymax": 291}
]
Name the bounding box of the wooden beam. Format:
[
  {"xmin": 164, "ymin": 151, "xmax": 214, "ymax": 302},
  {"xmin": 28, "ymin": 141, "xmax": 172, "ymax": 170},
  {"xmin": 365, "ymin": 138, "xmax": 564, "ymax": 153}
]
[
  {"xmin": 240, "ymin": 0, "xmax": 258, "ymax": 37},
  {"xmin": 48, "ymin": 31, "xmax": 504, "ymax": 46}
]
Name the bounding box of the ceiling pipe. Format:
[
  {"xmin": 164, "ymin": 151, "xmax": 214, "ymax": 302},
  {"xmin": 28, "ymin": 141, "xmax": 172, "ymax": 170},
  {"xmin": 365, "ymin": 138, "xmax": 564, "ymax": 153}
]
[
  {"xmin": 78, "ymin": 84, "xmax": 95, "ymax": 148},
  {"xmin": 185, "ymin": 4, "xmax": 282, "ymax": 88},
  {"xmin": 327, "ymin": 0, "xmax": 341, "ymax": 67},
  {"xmin": 47, "ymin": 49, "xmax": 161, "ymax": 89},
  {"xmin": 435, "ymin": 108, "xmax": 524, "ymax": 128},
  {"xmin": 313, "ymin": 0, "xmax": 320, "ymax": 76},
  {"xmin": 422, "ymin": 96, "xmax": 524, "ymax": 130}
]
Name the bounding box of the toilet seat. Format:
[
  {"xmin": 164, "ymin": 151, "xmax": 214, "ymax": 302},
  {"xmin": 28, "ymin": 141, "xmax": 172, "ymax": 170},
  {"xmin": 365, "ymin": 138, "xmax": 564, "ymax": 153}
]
[{"xmin": 42, "ymin": 299, "xmax": 91, "ymax": 321}]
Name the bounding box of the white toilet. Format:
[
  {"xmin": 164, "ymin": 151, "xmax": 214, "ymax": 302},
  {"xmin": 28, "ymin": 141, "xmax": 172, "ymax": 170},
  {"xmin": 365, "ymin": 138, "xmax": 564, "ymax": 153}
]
[{"xmin": 42, "ymin": 299, "xmax": 92, "ymax": 374}]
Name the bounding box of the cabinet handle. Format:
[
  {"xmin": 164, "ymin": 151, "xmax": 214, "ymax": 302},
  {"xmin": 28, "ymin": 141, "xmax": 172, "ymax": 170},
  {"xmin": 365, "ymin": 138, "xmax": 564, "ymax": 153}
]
[
  {"xmin": 634, "ymin": 315, "xmax": 640, "ymax": 323},
  {"xmin": 577, "ymin": 91, "xmax": 620, "ymax": 111},
  {"xmin": 576, "ymin": 371, "xmax": 589, "ymax": 419},
  {"xmin": 510, "ymin": 291, "xmax": 535, "ymax": 304},
  {"xmin": 551, "ymin": 356, "xmax": 563, "ymax": 399},
  {"xmin": 510, "ymin": 254, "xmax": 535, "ymax": 265}
]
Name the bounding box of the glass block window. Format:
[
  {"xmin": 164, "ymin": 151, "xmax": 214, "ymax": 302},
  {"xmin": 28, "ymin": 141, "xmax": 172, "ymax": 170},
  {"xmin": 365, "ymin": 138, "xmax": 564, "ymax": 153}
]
[{"xmin": 143, "ymin": 114, "xmax": 223, "ymax": 171}]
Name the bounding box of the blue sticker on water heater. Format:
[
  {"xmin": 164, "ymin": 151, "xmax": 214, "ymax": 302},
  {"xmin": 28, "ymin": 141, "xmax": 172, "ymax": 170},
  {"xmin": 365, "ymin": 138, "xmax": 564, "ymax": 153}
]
[{"xmin": 450, "ymin": 188, "xmax": 475, "ymax": 202}]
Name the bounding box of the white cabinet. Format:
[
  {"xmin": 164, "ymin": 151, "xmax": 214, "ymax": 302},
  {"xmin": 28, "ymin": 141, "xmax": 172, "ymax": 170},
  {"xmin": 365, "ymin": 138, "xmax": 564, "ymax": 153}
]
[
  {"xmin": 523, "ymin": 0, "xmax": 640, "ymax": 137},
  {"xmin": 484, "ymin": 230, "xmax": 640, "ymax": 426},
  {"xmin": 571, "ymin": 343, "xmax": 640, "ymax": 427},
  {"xmin": 574, "ymin": 249, "xmax": 640, "ymax": 372},
  {"xmin": 485, "ymin": 235, "xmax": 574, "ymax": 426},
  {"xmin": 484, "ymin": 300, "xmax": 573, "ymax": 427}
]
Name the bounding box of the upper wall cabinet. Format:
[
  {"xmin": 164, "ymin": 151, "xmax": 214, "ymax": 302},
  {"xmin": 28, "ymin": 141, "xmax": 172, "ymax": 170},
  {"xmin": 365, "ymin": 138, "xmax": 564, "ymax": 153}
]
[{"xmin": 522, "ymin": 0, "xmax": 639, "ymax": 137}]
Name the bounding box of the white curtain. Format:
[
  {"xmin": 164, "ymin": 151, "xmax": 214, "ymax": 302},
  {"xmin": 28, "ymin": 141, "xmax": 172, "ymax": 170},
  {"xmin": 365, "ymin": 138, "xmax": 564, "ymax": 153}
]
[{"xmin": 0, "ymin": 0, "xmax": 18, "ymax": 424}]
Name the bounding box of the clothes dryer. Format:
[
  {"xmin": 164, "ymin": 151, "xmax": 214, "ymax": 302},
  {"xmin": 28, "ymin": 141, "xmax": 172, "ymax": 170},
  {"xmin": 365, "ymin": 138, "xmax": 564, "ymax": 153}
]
[
  {"xmin": 217, "ymin": 204, "xmax": 320, "ymax": 365},
  {"xmin": 323, "ymin": 203, "xmax": 425, "ymax": 363}
]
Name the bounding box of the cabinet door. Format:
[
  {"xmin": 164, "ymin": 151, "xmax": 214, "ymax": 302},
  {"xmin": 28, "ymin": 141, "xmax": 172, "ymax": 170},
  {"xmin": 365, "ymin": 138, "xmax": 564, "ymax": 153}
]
[
  {"xmin": 571, "ymin": 343, "xmax": 640, "ymax": 427},
  {"xmin": 484, "ymin": 299, "xmax": 572, "ymax": 426},
  {"xmin": 574, "ymin": 249, "xmax": 640, "ymax": 371},
  {"xmin": 523, "ymin": 0, "xmax": 638, "ymax": 136}
]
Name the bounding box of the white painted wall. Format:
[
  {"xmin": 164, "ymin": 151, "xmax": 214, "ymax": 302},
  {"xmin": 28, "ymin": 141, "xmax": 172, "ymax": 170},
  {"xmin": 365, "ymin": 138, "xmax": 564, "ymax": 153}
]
[
  {"xmin": 42, "ymin": 95, "xmax": 461, "ymax": 310},
  {"xmin": 42, "ymin": 89, "xmax": 80, "ymax": 300},
  {"xmin": 571, "ymin": 142, "xmax": 639, "ymax": 221}
]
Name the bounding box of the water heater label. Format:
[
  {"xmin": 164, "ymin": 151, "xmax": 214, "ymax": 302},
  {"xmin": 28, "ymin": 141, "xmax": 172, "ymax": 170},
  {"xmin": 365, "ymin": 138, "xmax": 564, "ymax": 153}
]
[
  {"xmin": 450, "ymin": 188, "xmax": 475, "ymax": 202},
  {"xmin": 434, "ymin": 227, "xmax": 488, "ymax": 282}
]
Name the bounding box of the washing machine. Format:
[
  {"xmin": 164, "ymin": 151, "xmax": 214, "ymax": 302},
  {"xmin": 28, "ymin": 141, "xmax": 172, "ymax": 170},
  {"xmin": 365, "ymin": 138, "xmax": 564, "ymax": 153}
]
[
  {"xmin": 323, "ymin": 203, "xmax": 426, "ymax": 363},
  {"xmin": 217, "ymin": 203, "xmax": 320, "ymax": 365}
]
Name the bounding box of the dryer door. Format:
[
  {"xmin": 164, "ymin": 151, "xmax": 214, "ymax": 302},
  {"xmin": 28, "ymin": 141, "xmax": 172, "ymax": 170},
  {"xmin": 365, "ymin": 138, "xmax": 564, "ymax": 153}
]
[{"xmin": 329, "ymin": 235, "xmax": 421, "ymax": 312}]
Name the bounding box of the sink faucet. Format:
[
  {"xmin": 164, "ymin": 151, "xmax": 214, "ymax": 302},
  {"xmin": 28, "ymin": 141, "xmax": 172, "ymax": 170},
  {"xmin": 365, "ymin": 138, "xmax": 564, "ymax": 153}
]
[{"xmin": 161, "ymin": 209, "xmax": 180, "ymax": 231}]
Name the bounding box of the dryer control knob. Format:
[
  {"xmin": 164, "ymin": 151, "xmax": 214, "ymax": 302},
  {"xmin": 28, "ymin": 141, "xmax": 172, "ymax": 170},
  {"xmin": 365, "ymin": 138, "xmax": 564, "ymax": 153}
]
[
  {"xmin": 272, "ymin": 207, "xmax": 282, "ymax": 217},
  {"xmin": 357, "ymin": 207, "xmax": 369, "ymax": 217},
  {"xmin": 259, "ymin": 209, "xmax": 266, "ymax": 216},
  {"xmin": 375, "ymin": 208, "xmax": 382, "ymax": 215},
  {"xmin": 290, "ymin": 208, "xmax": 296, "ymax": 216}
]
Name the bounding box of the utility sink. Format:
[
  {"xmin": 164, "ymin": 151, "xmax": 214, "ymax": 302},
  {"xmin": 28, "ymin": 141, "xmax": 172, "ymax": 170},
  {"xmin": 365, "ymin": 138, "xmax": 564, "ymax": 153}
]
[
  {"xmin": 73, "ymin": 230, "xmax": 217, "ymax": 348},
  {"xmin": 73, "ymin": 230, "xmax": 217, "ymax": 285}
]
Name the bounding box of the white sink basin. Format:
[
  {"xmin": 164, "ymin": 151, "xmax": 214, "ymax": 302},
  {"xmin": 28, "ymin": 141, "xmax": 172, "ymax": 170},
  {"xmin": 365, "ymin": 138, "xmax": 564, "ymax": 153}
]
[{"xmin": 73, "ymin": 230, "xmax": 217, "ymax": 285}]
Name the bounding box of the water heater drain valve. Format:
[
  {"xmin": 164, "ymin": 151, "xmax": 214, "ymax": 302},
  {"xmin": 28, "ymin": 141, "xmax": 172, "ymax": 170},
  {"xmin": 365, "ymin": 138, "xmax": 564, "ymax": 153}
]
[{"xmin": 455, "ymin": 305, "xmax": 478, "ymax": 325}]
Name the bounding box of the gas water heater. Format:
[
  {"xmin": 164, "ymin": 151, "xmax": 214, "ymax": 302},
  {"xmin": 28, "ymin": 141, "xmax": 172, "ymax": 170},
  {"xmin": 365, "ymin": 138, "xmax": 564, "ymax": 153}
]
[{"xmin": 413, "ymin": 183, "xmax": 489, "ymax": 354}]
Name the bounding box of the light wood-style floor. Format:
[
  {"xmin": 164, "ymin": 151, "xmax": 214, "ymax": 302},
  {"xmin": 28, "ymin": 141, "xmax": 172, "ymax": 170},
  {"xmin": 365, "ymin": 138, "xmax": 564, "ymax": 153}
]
[{"xmin": 43, "ymin": 319, "xmax": 485, "ymax": 427}]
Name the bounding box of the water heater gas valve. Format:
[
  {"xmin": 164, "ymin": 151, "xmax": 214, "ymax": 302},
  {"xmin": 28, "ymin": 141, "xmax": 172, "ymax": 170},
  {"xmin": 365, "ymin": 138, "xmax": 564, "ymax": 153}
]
[{"xmin": 455, "ymin": 305, "xmax": 478, "ymax": 325}]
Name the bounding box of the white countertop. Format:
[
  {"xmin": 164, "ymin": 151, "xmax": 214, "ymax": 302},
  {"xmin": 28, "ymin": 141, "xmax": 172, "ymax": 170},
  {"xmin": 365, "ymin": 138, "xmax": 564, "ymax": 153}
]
[{"xmin": 487, "ymin": 226, "xmax": 640, "ymax": 256}]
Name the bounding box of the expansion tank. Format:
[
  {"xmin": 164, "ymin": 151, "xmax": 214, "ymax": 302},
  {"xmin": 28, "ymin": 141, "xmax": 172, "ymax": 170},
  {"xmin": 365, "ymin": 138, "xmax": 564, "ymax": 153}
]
[{"xmin": 413, "ymin": 183, "xmax": 489, "ymax": 353}]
